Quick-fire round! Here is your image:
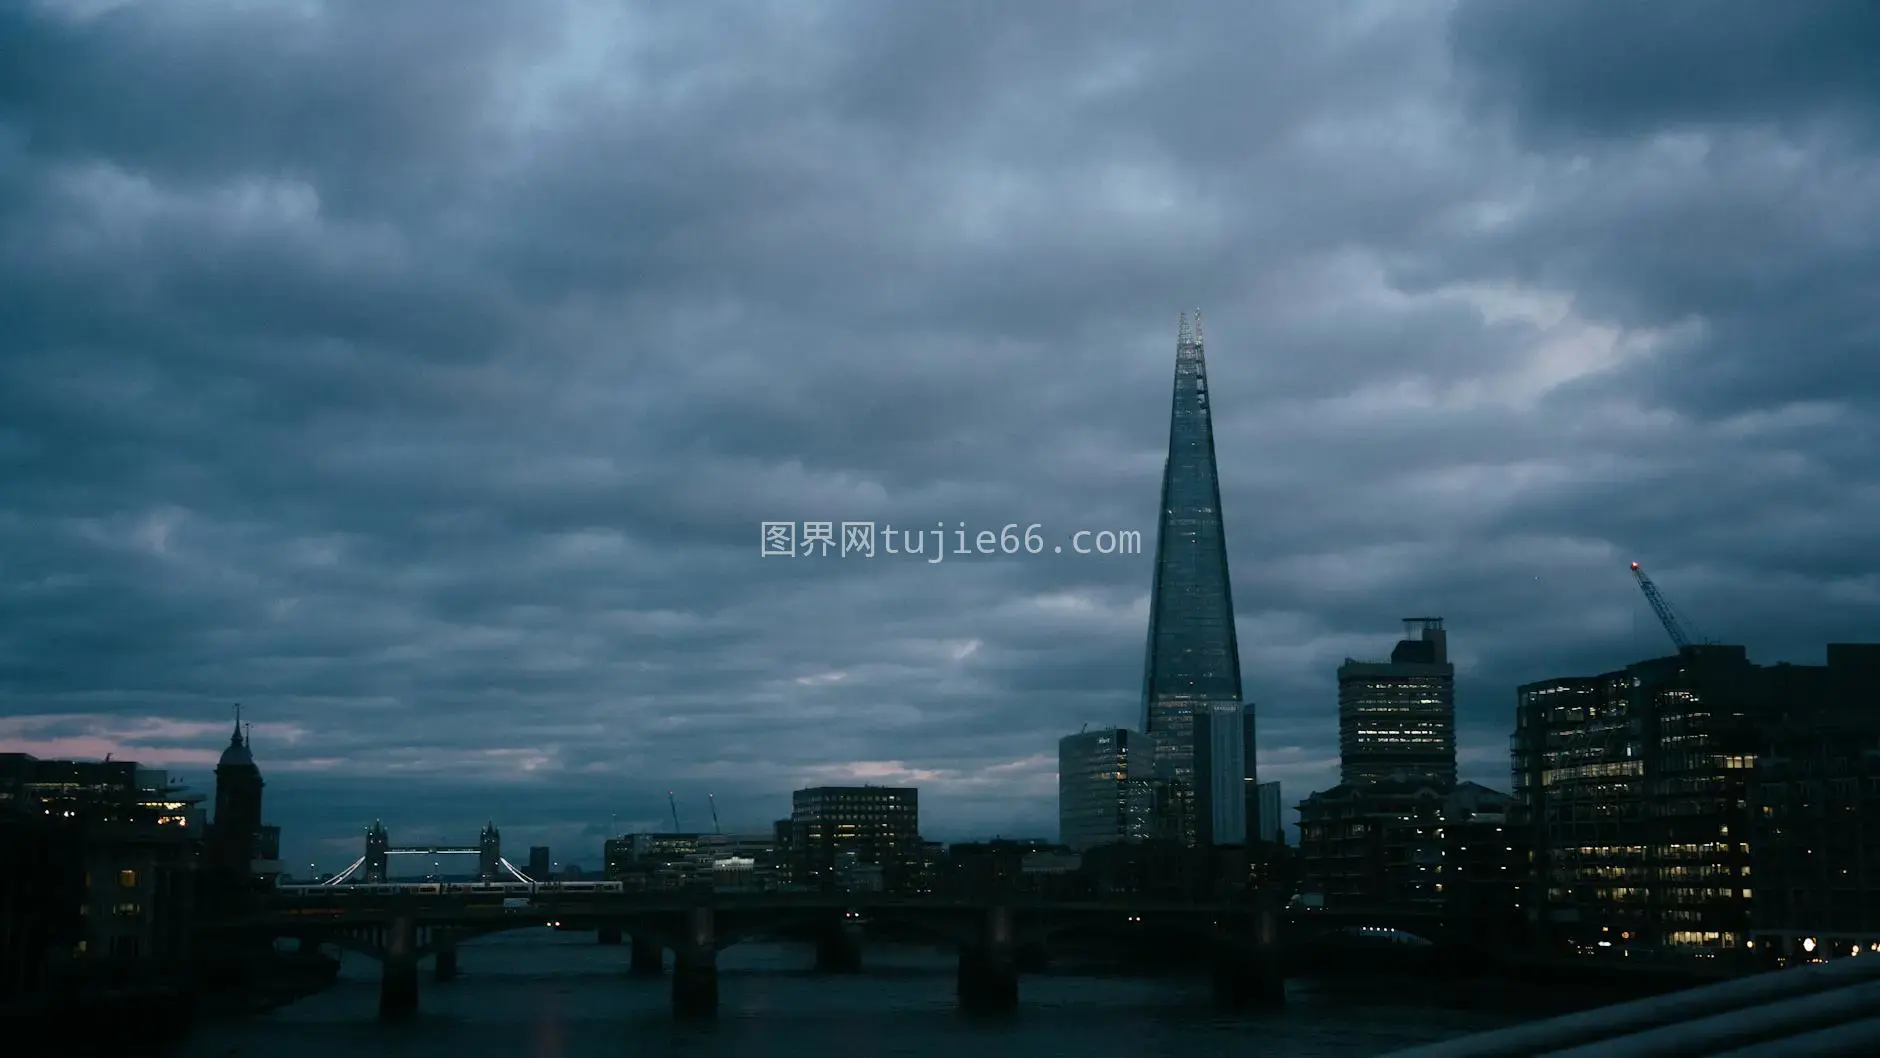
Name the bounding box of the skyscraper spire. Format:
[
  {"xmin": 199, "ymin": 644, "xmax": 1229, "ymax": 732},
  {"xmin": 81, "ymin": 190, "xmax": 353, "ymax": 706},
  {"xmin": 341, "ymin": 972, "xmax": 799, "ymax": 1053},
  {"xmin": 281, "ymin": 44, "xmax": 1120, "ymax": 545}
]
[
  {"xmin": 232, "ymin": 702, "xmax": 243, "ymax": 742},
  {"xmin": 1140, "ymin": 308, "xmax": 1244, "ymax": 839}
]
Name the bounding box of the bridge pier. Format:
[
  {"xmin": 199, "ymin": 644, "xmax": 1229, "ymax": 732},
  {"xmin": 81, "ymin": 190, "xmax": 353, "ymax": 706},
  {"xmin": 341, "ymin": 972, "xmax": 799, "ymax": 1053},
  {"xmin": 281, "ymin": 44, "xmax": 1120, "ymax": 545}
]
[
  {"xmin": 814, "ymin": 918, "xmax": 863, "ymax": 973},
  {"xmin": 379, "ymin": 915, "xmax": 420, "ymax": 1022},
  {"xmin": 672, "ymin": 907, "xmax": 717, "ymax": 1020},
  {"xmin": 957, "ymin": 906, "xmax": 1019, "ymax": 1015},
  {"xmin": 434, "ymin": 934, "xmax": 459, "ymax": 983},
  {"xmin": 597, "ymin": 923, "xmax": 623, "ymax": 946},
  {"xmin": 630, "ymin": 931, "xmax": 663, "ymax": 975},
  {"xmin": 1214, "ymin": 898, "xmax": 1285, "ymax": 1010}
]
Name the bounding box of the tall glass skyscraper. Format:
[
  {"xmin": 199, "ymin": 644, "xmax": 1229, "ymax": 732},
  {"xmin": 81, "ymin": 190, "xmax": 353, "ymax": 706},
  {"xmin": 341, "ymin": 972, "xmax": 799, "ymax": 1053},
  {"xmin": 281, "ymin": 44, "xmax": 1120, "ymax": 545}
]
[{"xmin": 1140, "ymin": 311, "xmax": 1245, "ymax": 842}]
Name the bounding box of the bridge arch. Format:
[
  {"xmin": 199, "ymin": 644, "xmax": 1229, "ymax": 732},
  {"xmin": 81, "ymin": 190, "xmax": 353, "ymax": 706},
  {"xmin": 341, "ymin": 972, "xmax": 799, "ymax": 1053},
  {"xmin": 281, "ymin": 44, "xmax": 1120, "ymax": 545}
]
[{"xmin": 1282, "ymin": 910, "xmax": 1462, "ymax": 952}]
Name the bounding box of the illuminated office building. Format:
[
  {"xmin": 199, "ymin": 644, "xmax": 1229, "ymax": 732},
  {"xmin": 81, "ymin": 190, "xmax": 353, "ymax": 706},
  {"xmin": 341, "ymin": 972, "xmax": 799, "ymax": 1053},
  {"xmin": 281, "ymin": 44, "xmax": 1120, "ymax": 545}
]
[
  {"xmin": 1058, "ymin": 728, "xmax": 1161, "ymax": 851},
  {"xmin": 789, "ymin": 786, "xmax": 921, "ymax": 894},
  {"xmin": 1337, "ymin": 618, "xmax": 1456, "ymax": 788},
  {"xmin": 1515, "ymin": 645, "xmax": 1770, "ymax": 951}
]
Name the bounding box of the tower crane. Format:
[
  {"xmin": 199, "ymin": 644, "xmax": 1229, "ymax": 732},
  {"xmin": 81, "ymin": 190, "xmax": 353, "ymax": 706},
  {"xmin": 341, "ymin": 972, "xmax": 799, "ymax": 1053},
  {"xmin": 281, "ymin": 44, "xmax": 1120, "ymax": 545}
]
[
  {"xmin": 707, "ymin": 793, "xmax": 721, "ymax": 835},
  {"xmin": 1629, "ymin": 561, "xmax": 1697, "ymax": 651},
  {"xmin": 668, "ymin": 791, "xmax": 681, "ymax": 833}
]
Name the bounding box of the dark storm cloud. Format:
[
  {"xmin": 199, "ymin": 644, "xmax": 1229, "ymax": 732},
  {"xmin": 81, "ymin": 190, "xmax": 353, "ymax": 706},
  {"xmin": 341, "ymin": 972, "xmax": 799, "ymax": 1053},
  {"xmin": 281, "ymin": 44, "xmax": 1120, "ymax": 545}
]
[{"xmin": 2, "ymin": 0, "xmax": 1875, "ymax": 869}]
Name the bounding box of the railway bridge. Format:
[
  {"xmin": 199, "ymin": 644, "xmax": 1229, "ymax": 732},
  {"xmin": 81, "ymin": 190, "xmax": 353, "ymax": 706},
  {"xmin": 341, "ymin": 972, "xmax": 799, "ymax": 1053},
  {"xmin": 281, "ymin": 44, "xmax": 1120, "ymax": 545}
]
[{"xmin": 218, "ymin": 890, "xmax": 1284, "ymax": 1020}]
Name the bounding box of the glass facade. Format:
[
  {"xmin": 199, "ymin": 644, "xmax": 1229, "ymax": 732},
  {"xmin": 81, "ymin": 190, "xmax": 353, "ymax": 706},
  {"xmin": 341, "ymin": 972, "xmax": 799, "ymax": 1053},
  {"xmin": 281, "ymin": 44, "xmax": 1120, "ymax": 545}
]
[
  {"xmin": 1337, "ymin": 618, "xmax": 1457, "ymax": 787},
  {"xmin": 1255, "ymin": 780, "xmax": 1283, "ymax": 845},
  {"xmin": 1193, "ymin": 703, "xmax": 1247, "ymax": 845},
  {"xmin": 1513, "ymin": 646, "xmax": 1765, "ymax": 951},
  {"xmin": 1140, "ymin": 312, "xmax": 1244, "ymax": 839},
  {"xmin": 1057, "ymin": 729, "xmax": 1160, "ymax": 851}
]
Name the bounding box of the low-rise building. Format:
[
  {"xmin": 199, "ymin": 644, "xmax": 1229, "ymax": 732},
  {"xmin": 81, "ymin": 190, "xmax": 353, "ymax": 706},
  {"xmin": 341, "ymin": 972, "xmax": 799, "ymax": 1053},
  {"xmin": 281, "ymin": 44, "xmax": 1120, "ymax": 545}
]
[
  {"xmin": 0, "ymin": 758, "xmax": 202, "ymax": 992},
  {"xmin": 1295, "ymin": 779, "xmax": 1447, "ymax": 910}
]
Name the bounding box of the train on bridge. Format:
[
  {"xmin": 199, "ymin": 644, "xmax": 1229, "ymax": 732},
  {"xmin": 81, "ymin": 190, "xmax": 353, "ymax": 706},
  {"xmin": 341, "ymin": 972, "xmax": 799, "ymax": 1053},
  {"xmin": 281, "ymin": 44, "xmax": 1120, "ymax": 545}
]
[{"xmin": 279, "ymin": 881, "xmax": 627, "ymax": 896}]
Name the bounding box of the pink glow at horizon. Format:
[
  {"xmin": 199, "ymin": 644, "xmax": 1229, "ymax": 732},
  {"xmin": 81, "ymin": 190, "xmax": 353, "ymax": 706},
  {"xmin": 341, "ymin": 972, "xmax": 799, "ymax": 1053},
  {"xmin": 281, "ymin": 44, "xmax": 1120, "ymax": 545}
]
[{"xmin": 0, "ymin": 735, "xmax": 220, "ymax": 766}]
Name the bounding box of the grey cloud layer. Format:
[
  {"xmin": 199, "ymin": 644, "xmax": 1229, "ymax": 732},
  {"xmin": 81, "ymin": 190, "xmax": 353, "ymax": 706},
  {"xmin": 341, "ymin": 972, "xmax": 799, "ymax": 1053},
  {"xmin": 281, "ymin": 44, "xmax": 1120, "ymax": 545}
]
[{"xmin": 1, "ymin": 0, "xmax": 1874, "ymax": 869}]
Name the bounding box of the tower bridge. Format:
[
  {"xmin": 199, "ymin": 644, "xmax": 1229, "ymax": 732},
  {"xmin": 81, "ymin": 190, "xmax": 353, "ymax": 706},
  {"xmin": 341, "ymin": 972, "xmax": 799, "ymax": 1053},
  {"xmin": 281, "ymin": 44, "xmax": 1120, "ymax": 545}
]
[{"xmin": 322, "ymin": 819, "xmax": 537, "ymax": 885}]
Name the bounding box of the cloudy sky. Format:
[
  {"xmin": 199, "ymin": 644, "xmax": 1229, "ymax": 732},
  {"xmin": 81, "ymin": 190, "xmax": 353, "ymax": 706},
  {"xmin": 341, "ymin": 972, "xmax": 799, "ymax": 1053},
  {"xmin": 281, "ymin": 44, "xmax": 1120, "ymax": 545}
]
[{"xmin": 2, "ymin": 0, "xmax": 1876, "ymax": 874}]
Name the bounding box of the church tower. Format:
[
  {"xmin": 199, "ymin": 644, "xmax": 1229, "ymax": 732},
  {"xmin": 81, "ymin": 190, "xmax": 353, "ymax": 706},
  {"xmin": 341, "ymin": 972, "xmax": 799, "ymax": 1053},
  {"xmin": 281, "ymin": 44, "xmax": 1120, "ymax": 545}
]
[{"xmin": 211, "ymin": 705, "xmax": 265, "ymax": 887}]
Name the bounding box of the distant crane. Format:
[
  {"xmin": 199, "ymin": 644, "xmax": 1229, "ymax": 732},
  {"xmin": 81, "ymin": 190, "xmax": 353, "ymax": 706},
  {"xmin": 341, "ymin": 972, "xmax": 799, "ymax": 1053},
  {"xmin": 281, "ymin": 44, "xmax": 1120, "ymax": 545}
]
[
  {"xmin": 667, "ymin": 791, "xmax": 681, "ymax": 833},
  {"xmin": 1630, "ymin": 561, "xmax": 1697, "ymax": 651},
  {"xmin": 708, "ymin": 793, "xmax": 721, "ymax": 835}
]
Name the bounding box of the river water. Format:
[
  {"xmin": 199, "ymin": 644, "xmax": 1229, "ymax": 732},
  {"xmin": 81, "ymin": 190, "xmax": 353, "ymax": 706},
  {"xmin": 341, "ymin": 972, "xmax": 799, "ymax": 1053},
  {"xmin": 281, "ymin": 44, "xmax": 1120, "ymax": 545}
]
[{"xmin": 174, "ymin": 930, "xmax": 1540, "ymax": 1057}]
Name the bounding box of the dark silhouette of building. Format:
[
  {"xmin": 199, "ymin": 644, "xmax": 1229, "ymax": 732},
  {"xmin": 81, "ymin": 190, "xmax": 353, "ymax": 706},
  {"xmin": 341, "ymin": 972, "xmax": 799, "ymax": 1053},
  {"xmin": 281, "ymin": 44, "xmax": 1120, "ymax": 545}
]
[
  {"xmin": 1297, "ymin": 778, "xmax": 1447, "ymax": 909},
  {"xmin": 363, "ymin": 820, "xmax": 389, "ymax": 882},
  {"xmin": 1075, "ymin": 840, "xmax": 1226, "ymax": 901},
  {"xmin": 207, "ymin": 717, "xmax": 269, "ymax": 901},
  {"xmin": 1337, "ymin": 618, "xmax": 1457, "ymax": 788},
  {"xmin": 602, "ymin": 833, "xmax": 700, "ymax": 889},
  {"xmin": 771, "ymin": 819, "xmax": 794, "ymax": 884},
  {"xmin": 528, "ymin": 845, "xmax": 551, "ymax": 881},
  {"xmin": 0, "ymin": 754, "xmax": 200, "ymax": 995},
  {"xmin": 788, "ymin": 786, "xmax": 920, "ymax": 893},
  {"xmin": 1436, "ymin": 783, "xmax": 1528, "ymax": 946},
  {"xmin": 937, "ymin": 839, "xmax": 1068, "ymax": 899},
  {"xmin": 1140, "ymin": 311, "xmax": 1244, "ymax": 845},
  {"xmin": 0, "ymin": 811, "xmax": 84, "ymax": 1002},
  {"xmin": 1297, "ymin": 778, "xmax": 1522, "ymax": 923},
  {"xmin": 1746, "ymin": 644, "xmax": 1880, "ymax": 961},
  {"xmin": 1243, "ymin": 704, "xmax": 1264, "ymax": 840}
]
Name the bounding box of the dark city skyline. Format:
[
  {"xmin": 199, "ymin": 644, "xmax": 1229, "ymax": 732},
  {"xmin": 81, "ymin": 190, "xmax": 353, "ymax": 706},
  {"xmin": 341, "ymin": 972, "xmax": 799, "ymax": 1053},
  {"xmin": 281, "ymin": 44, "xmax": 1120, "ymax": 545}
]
[{"xmin": 3, "ymin": 0, "xmax": 1879, "ymax": 880}]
